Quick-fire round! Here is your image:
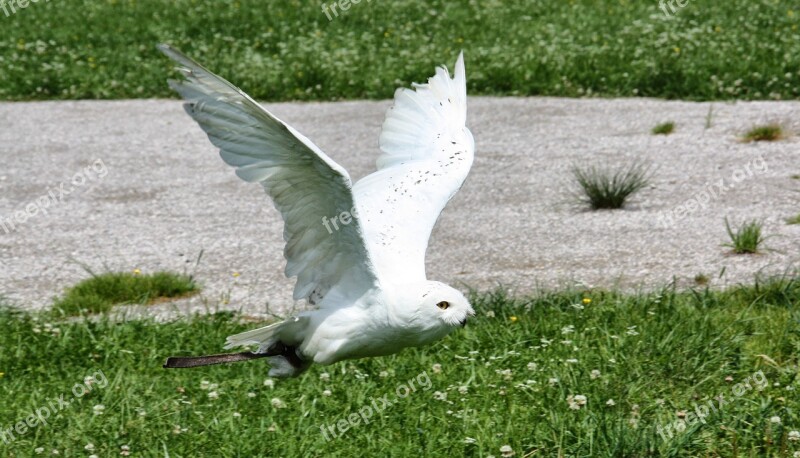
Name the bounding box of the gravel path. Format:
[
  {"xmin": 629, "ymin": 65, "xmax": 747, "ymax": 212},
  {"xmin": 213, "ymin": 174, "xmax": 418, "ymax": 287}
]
[{"xmin": 0, "ymin": 97, "xmax": 798, "ymax": 315}]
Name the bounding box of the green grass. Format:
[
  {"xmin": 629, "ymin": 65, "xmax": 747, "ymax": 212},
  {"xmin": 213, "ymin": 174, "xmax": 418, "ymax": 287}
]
[
  {"xmin": 1, "ymin": 276, "xmax": 798, "ymax": 456},
  {"xmin": 693, "ymin": 273, "xmax": 709, "ymax": 286},
  {"xmin": 0, "ymin": 0, "xmax": 799, "ymax": 101},
  {"xmin": 742, "ymin": 124, "xmax": 785, "ymax": 142},
  {"xmin": 52, "ymin": 271, "xmax": 199, "ymax": 315},
  {"xmin": 724, "ymin": 218, "xmax": 766, "ymax": 254},
  {"xmin": 572, "ymin": 161, "xmax": 652, "ymax": 210},
  {"xmin": 652, "ymin": 122, "xmax": 676, "ymax": 135},
  {"xmin": 787, "ymin": 214, "xmax": 800, "ymax": 225}
]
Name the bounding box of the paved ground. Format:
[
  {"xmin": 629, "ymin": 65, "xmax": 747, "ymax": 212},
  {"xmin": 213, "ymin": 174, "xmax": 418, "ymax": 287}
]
[{"xmin": 0, "ymin": 97, "xmax": 798, "ymax": 316}]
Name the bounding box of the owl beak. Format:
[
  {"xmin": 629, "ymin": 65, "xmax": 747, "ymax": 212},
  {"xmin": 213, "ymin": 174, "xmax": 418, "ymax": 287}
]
[{"xmin": 460, "ymin": 318, "xmax": 468, "ymax": 328}]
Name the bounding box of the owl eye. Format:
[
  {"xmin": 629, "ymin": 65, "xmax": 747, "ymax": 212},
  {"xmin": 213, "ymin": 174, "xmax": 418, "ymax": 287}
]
[{"xmin": 436, "ymin": 301, "xmax": 450, "ymax": 310}]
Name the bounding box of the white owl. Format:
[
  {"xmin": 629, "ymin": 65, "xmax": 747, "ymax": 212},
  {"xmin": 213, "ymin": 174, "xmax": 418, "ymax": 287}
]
[{"xmin": 159, "ymin": 45, "xmax": 475, "ymax": 378}]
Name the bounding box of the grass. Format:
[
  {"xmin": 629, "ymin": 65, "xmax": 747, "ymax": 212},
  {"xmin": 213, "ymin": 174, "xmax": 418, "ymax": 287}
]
[
  {"xmin": 572, "ymin": 161, "xmax": 652, "ymax": 210},
  {"xmin": 0, "ymin": 276, "xmax": 798, "ymax": 456},
  {"xmin": 787, "ymin": 214, "xmax": 800, "ymax": 225},
  {"xmin": 52, "ymin": 271, "xmax": 199, "ymax": 315},
  {"xmin": 0, "ymin": 1, "xmax": 799, "ymax": 101},
  {"xmin": 724, "ymin": 218, "xmax": 766, "ymax": 254},
  {"xmin": 705, "ymin": 105, "xmax": 715, "ymax": 130},
  {"xmin": 693, "ymin": 273, "xmax": 709, "ymax": 286},
  {"xmin": 742, "ymin": 124, "xmax": 784, "ymax": 142},
  {"xmin": 652, "ymin": 122, "xmax": 675, "ymax": 135}
]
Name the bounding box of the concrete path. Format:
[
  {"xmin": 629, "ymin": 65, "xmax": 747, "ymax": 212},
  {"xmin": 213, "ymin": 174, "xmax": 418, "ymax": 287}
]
[{"xmin": 0, "ymin": 98, "xmax": 798, "ymax": 315}]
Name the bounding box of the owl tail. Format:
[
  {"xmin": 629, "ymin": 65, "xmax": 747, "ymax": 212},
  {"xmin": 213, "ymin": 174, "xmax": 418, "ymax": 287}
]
[{"xmin": 224, "ymin": 316, "xmax": 312, "ymax": 378}]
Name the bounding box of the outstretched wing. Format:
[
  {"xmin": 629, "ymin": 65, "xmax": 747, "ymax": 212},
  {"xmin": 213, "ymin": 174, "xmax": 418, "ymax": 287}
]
[
  {"xmin": 353, "ymin": 53, "xmax": 474, "ymax": 284},
  {"xmin": 159, "ymin": 44, "xmax": 377, "ymax": 304}
]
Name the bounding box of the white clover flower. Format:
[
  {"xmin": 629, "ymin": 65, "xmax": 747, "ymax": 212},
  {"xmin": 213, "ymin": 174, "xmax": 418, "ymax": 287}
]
[
  {"xmin": 263, "ymin": 378, "xmax": 275, "ymax": 388},
  {"xmin": 567, "ymin": 394, "xmax": 587, "ymax": 410},
  {"xmin": 485, "ymin": 310, "xmax": 495, "ymax": 318},
  {"xmin": 322, "ymin": 389, "xmax": 332, "ymax": 397},
  {"xmin": 247, "ymin": 392, "xmax": 256, "ymax": 398},
  {"xmin": 527, "ymin": 362, "xmax": 537, "ymax": 371},
  {"xmin": 496, "ymin": 369, "xmax": 512, "ymax": 380},
  {"xmin": 769, "ymin": 416, "xmax": 781, "ymax": 424},
  {"xmin": 606, "ymin": 399, "xmax": 616, "ymax": 406},
  {"xmin": 590, "ymin": 369, "xmax": 601, "ymax": 379},
  {"xmin": 35, "ymin": 448, "xmax": 45, "ymax": 455},
  {"xmin": 432, "ymin": 363, "xmax": 442, "ymax": 374},
  {"xmin": 120, "ymin": 445, "xmax": 130, "ymax": 456},
  {"xmin": 92, "ymin": 404, "xmax": 105, "ymax": 415},
  {"xmin": 548, "ymin": 377, "xmax": 559, "ymax": 386},
  {"xmin": 379, "ymin": 370, "xmax": 389, "ymax": 378},
  {"xmin": 561, "ymin": 325, "xmax": 575, "ymax": 335},
  {"xmin": 200, "ymin": 380, "xmax": 210, "ymax": 390},
  {"xmin": 458, "ymin": 385, "xmax": 468, "ymax": 395},
  {"xmin": 500, "ymin": 444, "xmax": 515, "ymax": 457},
  {"xmin": 319, "ymin": 372, "xmax": 330, "ymax": 382},
  {"xmin": 786, "ymin": 430, "xmax": 799, "ymax": 441},
  {"xmin": 433, "ymin": 391, "xmax": 447, "ymax": 401},
  {"xmin": 565, "ymin": 358, "xmax": 578, "ymax": 364},
  {"xmin": 207, "ymin": 391, "xmax": 219, "ymax": 400},
  {"xmin": 233, "ymin": 412, "xmax": 242, "ymax": 418},
  {"xmin": 84, "ymin": 444, "xmax": 95, "ymax": 451},
  {"xmin": 793, "ymin": 452, "xmax": 800, "ymax": 458},
  {"xmin": 271, "ymin": 398, "xmax": 287, "ymax": 409},
  {"xmin": 626, "ymin": 326, "xmax": 639, "ymax": 336},
  {"xmin": 464, "ymin": 437, "xmax": 477, "ymax": 444}
]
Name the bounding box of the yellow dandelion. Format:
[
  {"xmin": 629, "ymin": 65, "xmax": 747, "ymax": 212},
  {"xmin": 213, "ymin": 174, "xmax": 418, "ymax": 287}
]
[
  {"xmin": 582, "ymin": 297, "xmax": 592, "ymax": 305},
  {"xmin": 673, "ymin": 47, "xmax": 681, "ymax": 54},
  {"xmin": 132, "ymin": 268, "xmax": 141, "ymax": 275},
  {"xmin": 509, "ymin": 316, "xmax": 518, "ymax": 323},
  {"xmin": 232, "ymin": 272, "xmax": 240, "ymax": 278},
  {"xmin": 0, "ymin": 372, "xmax": 4, "ymax": 378}
]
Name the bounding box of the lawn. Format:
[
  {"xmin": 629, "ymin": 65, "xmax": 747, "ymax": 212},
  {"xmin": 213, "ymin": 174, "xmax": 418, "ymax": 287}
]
[
  {"xmin": 1, "ymin": 276, "xmax": 798, "ymax": 457},
  {"xmin": 0, "ymin": 0, "xmax": 798, "ymax": 101}
]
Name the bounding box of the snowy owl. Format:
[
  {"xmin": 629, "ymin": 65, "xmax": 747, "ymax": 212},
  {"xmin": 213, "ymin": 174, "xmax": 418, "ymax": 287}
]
[{"xmin": 159, "ymin": 45, "xmax": 475, "ymax": 378}]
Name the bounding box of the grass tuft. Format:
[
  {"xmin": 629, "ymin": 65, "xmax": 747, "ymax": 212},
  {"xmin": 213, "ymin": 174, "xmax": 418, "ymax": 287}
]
[
  {"xmin": 787, "ymin": 214, "xmax": 800, "ymax": 225},
  {"xmin": 571, "ymin": 161, "xmax": 651, "ymax": 210},
  {"xmin": 723, "ymin": 218, "xmax": 766, "ymax": 254},
  {"xmin": 693, "ymin": 273, "xmax": 709, "ymax": 286},
  {"xmin": 53, "ymin": 271, "xmax": 199, "ymax": 315},
  {"xmin": 742, "ymin": 124, "xmax": 783, "ymax": 142},
  {"xmin": 651, "ymin": 121, "xmax": 675, "ymax": 135}
]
